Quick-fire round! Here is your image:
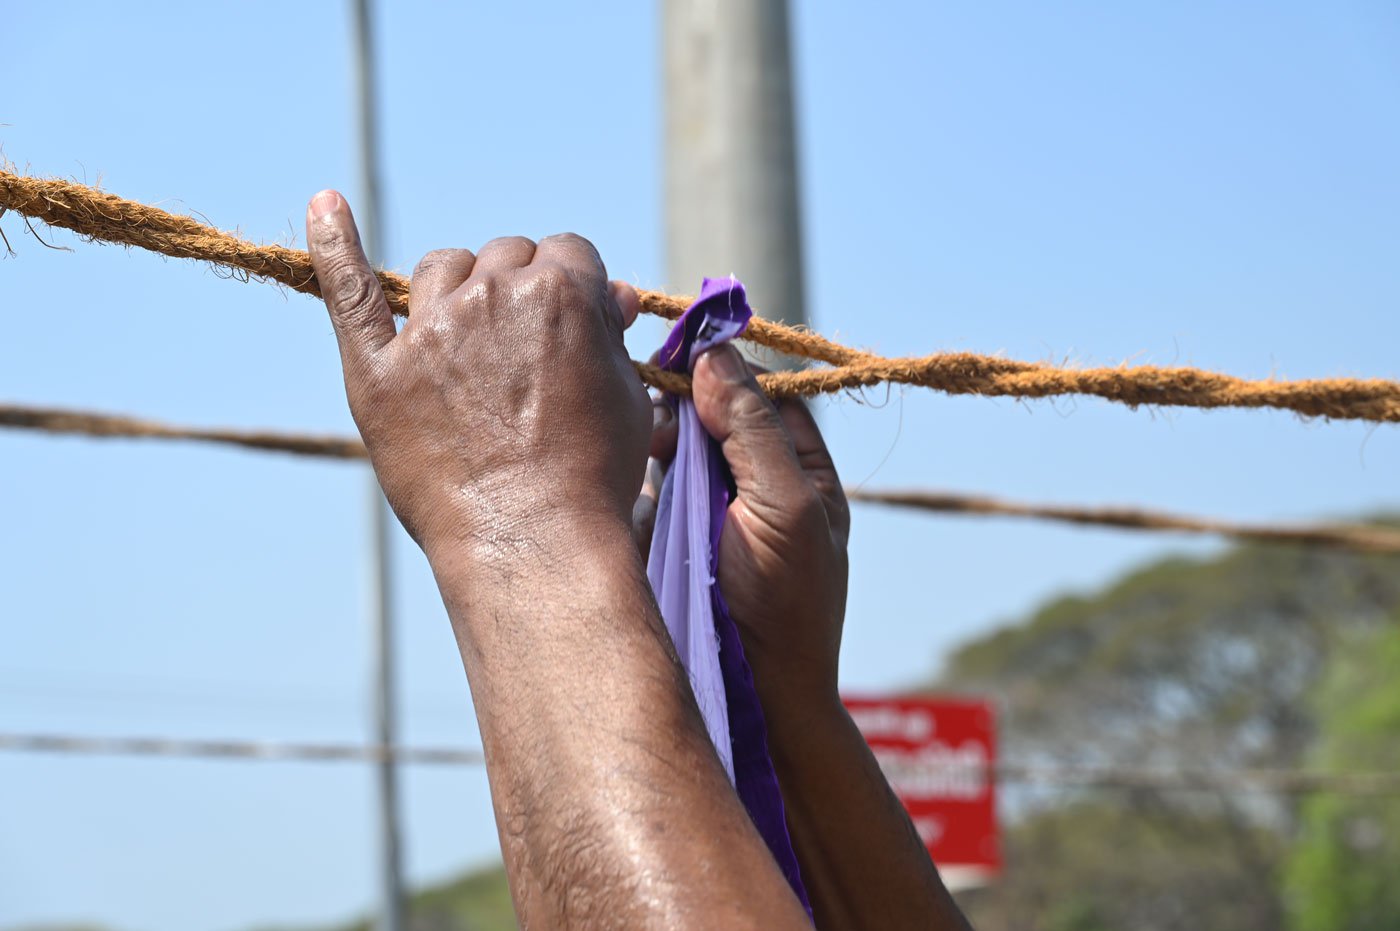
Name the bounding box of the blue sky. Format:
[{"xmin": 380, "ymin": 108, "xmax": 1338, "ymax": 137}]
[{"xmin": 3, "ymin": 2, "xmax": 1398, "ymax": 929}]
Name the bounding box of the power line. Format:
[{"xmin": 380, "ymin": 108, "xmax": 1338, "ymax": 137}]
[
  {"xmin": 0, "ymin": 732, "xmax": 482, "ymax": 765},
  {"xmin": 998, "ymin": 763, "xmax": 1400, "ymax": 797},
  {"xmin": 347, "ymin": 0, "xmax": 405, "ymax": 928},
  {"xmin": 5, "ymin": 732, "xmax": 1398, "ymax": 796}
]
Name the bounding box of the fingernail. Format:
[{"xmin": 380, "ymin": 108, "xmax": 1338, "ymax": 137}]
[
  {"xmin": 310, "ymin": 190, "xmax": 342, "ymax": 222},
  {"xmin": 703, "ymin": 344, "xmax": 747, "ymax": 384},
  {"xmin": 653, "ymin": 399, "xmax": 673, "ymax": 428}
]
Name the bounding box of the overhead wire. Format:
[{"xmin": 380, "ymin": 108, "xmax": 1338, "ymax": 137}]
[{"xmin": 3, "ymin": 732, "xmax": 1397, "ymax": 796}]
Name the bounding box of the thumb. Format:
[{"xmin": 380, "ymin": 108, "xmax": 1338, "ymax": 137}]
[
  {"xmin": 692, "ymin": 344, "xmax": 811, "ymax": 514},
  {"xmin": 306, "ymin": 190, "xmax": 396, "ymax": 376}
]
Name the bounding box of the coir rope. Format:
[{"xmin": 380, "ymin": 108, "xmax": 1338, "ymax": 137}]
[
  {"xmin": 846, "ymin": 488, "xmax": 1400, "ymax": 554},
  {"xmin": 3, "ymin": 170, "xmax": 1399, "ymax": 422},
  {"xmin": 5, "ymin": 401, "xmax": 1397, "ymax": 553}
]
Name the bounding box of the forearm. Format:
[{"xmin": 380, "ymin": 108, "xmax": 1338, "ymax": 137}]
[
  {"xmin": 765, "ymin": 692, "xmax": 972, "ymax": 931},
  {"xmin": 427, "ymin": 520, "xmax": 809, "ymax": 929}
]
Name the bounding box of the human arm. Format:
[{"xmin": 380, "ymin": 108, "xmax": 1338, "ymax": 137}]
[
  {"xmin": 643, "ymin": 345, "xmax": 973, "ymax": 930},
  {"xmin": 305, "ymin": 191, "xmax": 810, "ymax": 929}
]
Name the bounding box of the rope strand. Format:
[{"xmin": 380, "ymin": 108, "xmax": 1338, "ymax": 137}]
[
  {"xmin": 6, "ymin": 401, "xmax": 1397, "ymax": 553},
  {"xmin": 3, "ymin": 169, "xmax": 1399, "ymax": 420},
  {"xmin": 0, "ymin": 402, "xmax": 367, "ymax": 459},
  {"xmin": 847, "ymin": 488, "xmax": 1400, "ymax": 554}
]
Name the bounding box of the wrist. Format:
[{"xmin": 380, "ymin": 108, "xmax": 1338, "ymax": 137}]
[
  {"xmin": 760, "ymin": 682, "xmax": 849, "ymax": 766},
  {"xmin": 760, "ymin": 689, "xmax": 873, "ymax": 822},
  {"xmin": 424, "ymin": 506, "xmax": 640, "ymax": 616},
  {"xmin": 774, "ymin": 679, "xmax": 845, "ymax": 721},
  {"xmin": 423, "ymin": 496, "xmax": 632, "ymax": 575},
  {"xmin": 740, "ymin": 633, "xmax": 842, "ymax": 741}
]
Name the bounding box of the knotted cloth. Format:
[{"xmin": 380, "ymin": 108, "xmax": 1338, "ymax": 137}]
[{"xmin": 646, "ymin": 278, "xmax": 811, "ymax": 912}]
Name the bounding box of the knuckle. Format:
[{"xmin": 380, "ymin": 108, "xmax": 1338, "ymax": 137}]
[
  {"xmin": 413, "ymin": 248, "xmax": 464, "ymax": 278},
  {"xmin": 794, "ymin": 485, "xmax": 826, "ymax": 523},
  {"xmin": 325, "ymin": 257, "xmax": 379, "ymax": 316},
  {"xmin": 817, "ymin": 474, "xmax": 850, "ymax": 521},
  {"xmin": 360, "ymin": 347, "xmax": 398, "ymax": 387},
  {"xmin": 781, "ymin": 484, "xmax": 834, "ymax": 539},
  {"xmin": 484, "ymin": 234, "xmax": 535, "ymax": 255},
  {"xmin": 831, "ymin": 496, "xmax": 852, "ymax": 537},
  {"xmin": 346, "ymin": 376, "xmax": 390, "ymax": 430},
  {"xmin": 818, "ymin": 472, "xmax": 847, "ymax": 507},
  {"xmin": 731, "ymin": 384, "xmax": 780, "ymax": 430},
  {"xmin": 534, "ymin": 263, "xmax": 574, "ymax": 295},
  {"xmin": 458, "ymin": 273, "xmax": 503, "ymax": 310},
  {"xmin": 795, "ymin": 443, "xmax": 838, "ymax": 475},
  {"xmin": 407, "ymin": 311, "xmax": 454, "ymax": 350},
  {"xmin": 543, "ymin": 230, "xmax": 598, "ymax": 255},
  {"xmin": 519, "ymin": 264, "xmax": 585, "ymax": 311},
  {"xmin": 410, "ymin": 249, "xmax": 475, "ymax": 303}
]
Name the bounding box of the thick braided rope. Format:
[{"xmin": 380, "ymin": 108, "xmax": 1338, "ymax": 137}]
[
  {"xmin": 6, "ymin": 401, "xmax": 1398, "ymax": 553},
  {"xmin": 3, "ymin": 170, "xmax": 1399, "ymax": 421},
  {"xmin": 0, "ymin": 402, "xmax": 367, "ymax": 459}
]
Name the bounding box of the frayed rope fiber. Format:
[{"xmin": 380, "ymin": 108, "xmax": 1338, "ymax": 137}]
[
  {"xmin": 5, "ymin": 400, "xmax": 1399, "ymax": 554},
  {"xmin": 3, "ymin": 169, "xmax": 1399, "ymax": 422}
]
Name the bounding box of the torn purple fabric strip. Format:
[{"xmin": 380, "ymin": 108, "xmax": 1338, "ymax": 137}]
[{"xmin": 646, "ymin": 276, "xmax": 811, "ymax": 913}]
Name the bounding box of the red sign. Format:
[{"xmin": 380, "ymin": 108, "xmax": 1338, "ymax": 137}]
[{"xmin": 844, "ymin": 695, "xmax": 1000, "ymax": 872}]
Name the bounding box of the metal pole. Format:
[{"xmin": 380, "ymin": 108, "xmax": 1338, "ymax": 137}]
[
  {"xmin": 663, "ymin": 0, "xmax": 808, "ymax": 364},
  {"xmin": 349, "ymin": 1, "xmax": 405, "ymax": 930}
]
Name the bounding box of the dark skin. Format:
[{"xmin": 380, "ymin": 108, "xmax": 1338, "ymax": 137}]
[
  {"xmin": 307, "ymin": 189, "xmax": 971, "ymax": 930},
  {"xmin": 640, "ymin": 363, "xmax": 972, "ymax": 931}
]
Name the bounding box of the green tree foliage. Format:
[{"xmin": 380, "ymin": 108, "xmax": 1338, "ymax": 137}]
[
  {"xmin": 941, "ymin": 544, "xmax": 1400, "ymax": 778},
  {"xmin": 336, "ymin": 865, "xmax": 516, "ymax": 931},
  {"xmin": 940, "ymin": 536, "xmax": 1400, "ymax": 931},
  {"xmin": 1285, "ymin": 620, "xmax": 1400, "ymax": 931},
  {"xmin": 956, "ymin": 800, "xmax": 1283, "ymax": 931},
  {"xmin": 21, "ymin": 537, "xmax": 1400, "ymax": 931},
  {"xmin": 317, "ymin": 538, "xmax": 1399, "ymax": 931}
]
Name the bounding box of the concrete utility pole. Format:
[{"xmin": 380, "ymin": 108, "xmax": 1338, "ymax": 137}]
[
  {"xmin": 349, "ymin": 1, "xmax": 405, "ymax": 930},
  {"xmin": 663, "ymin": 0, "xmax": 808, "ymax": 360}
]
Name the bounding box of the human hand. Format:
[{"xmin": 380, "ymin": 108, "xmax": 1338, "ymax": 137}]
[
  {"xmin": 642, "ymin": 345, "xmax": 850, "ymax": 718},
  {"xmin": 306, "ymin": 190, "xmax": 651, "ymax": 569}
]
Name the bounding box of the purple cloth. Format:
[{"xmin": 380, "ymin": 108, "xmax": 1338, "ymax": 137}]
[{"xmin": 646, "ymin": 277, "xmax": 811, "ymax": 913}]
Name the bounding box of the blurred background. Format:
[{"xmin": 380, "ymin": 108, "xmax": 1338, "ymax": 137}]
[{"xmin": 2, "ymin": 2, "xmax": 1398, "ymax": 929}]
